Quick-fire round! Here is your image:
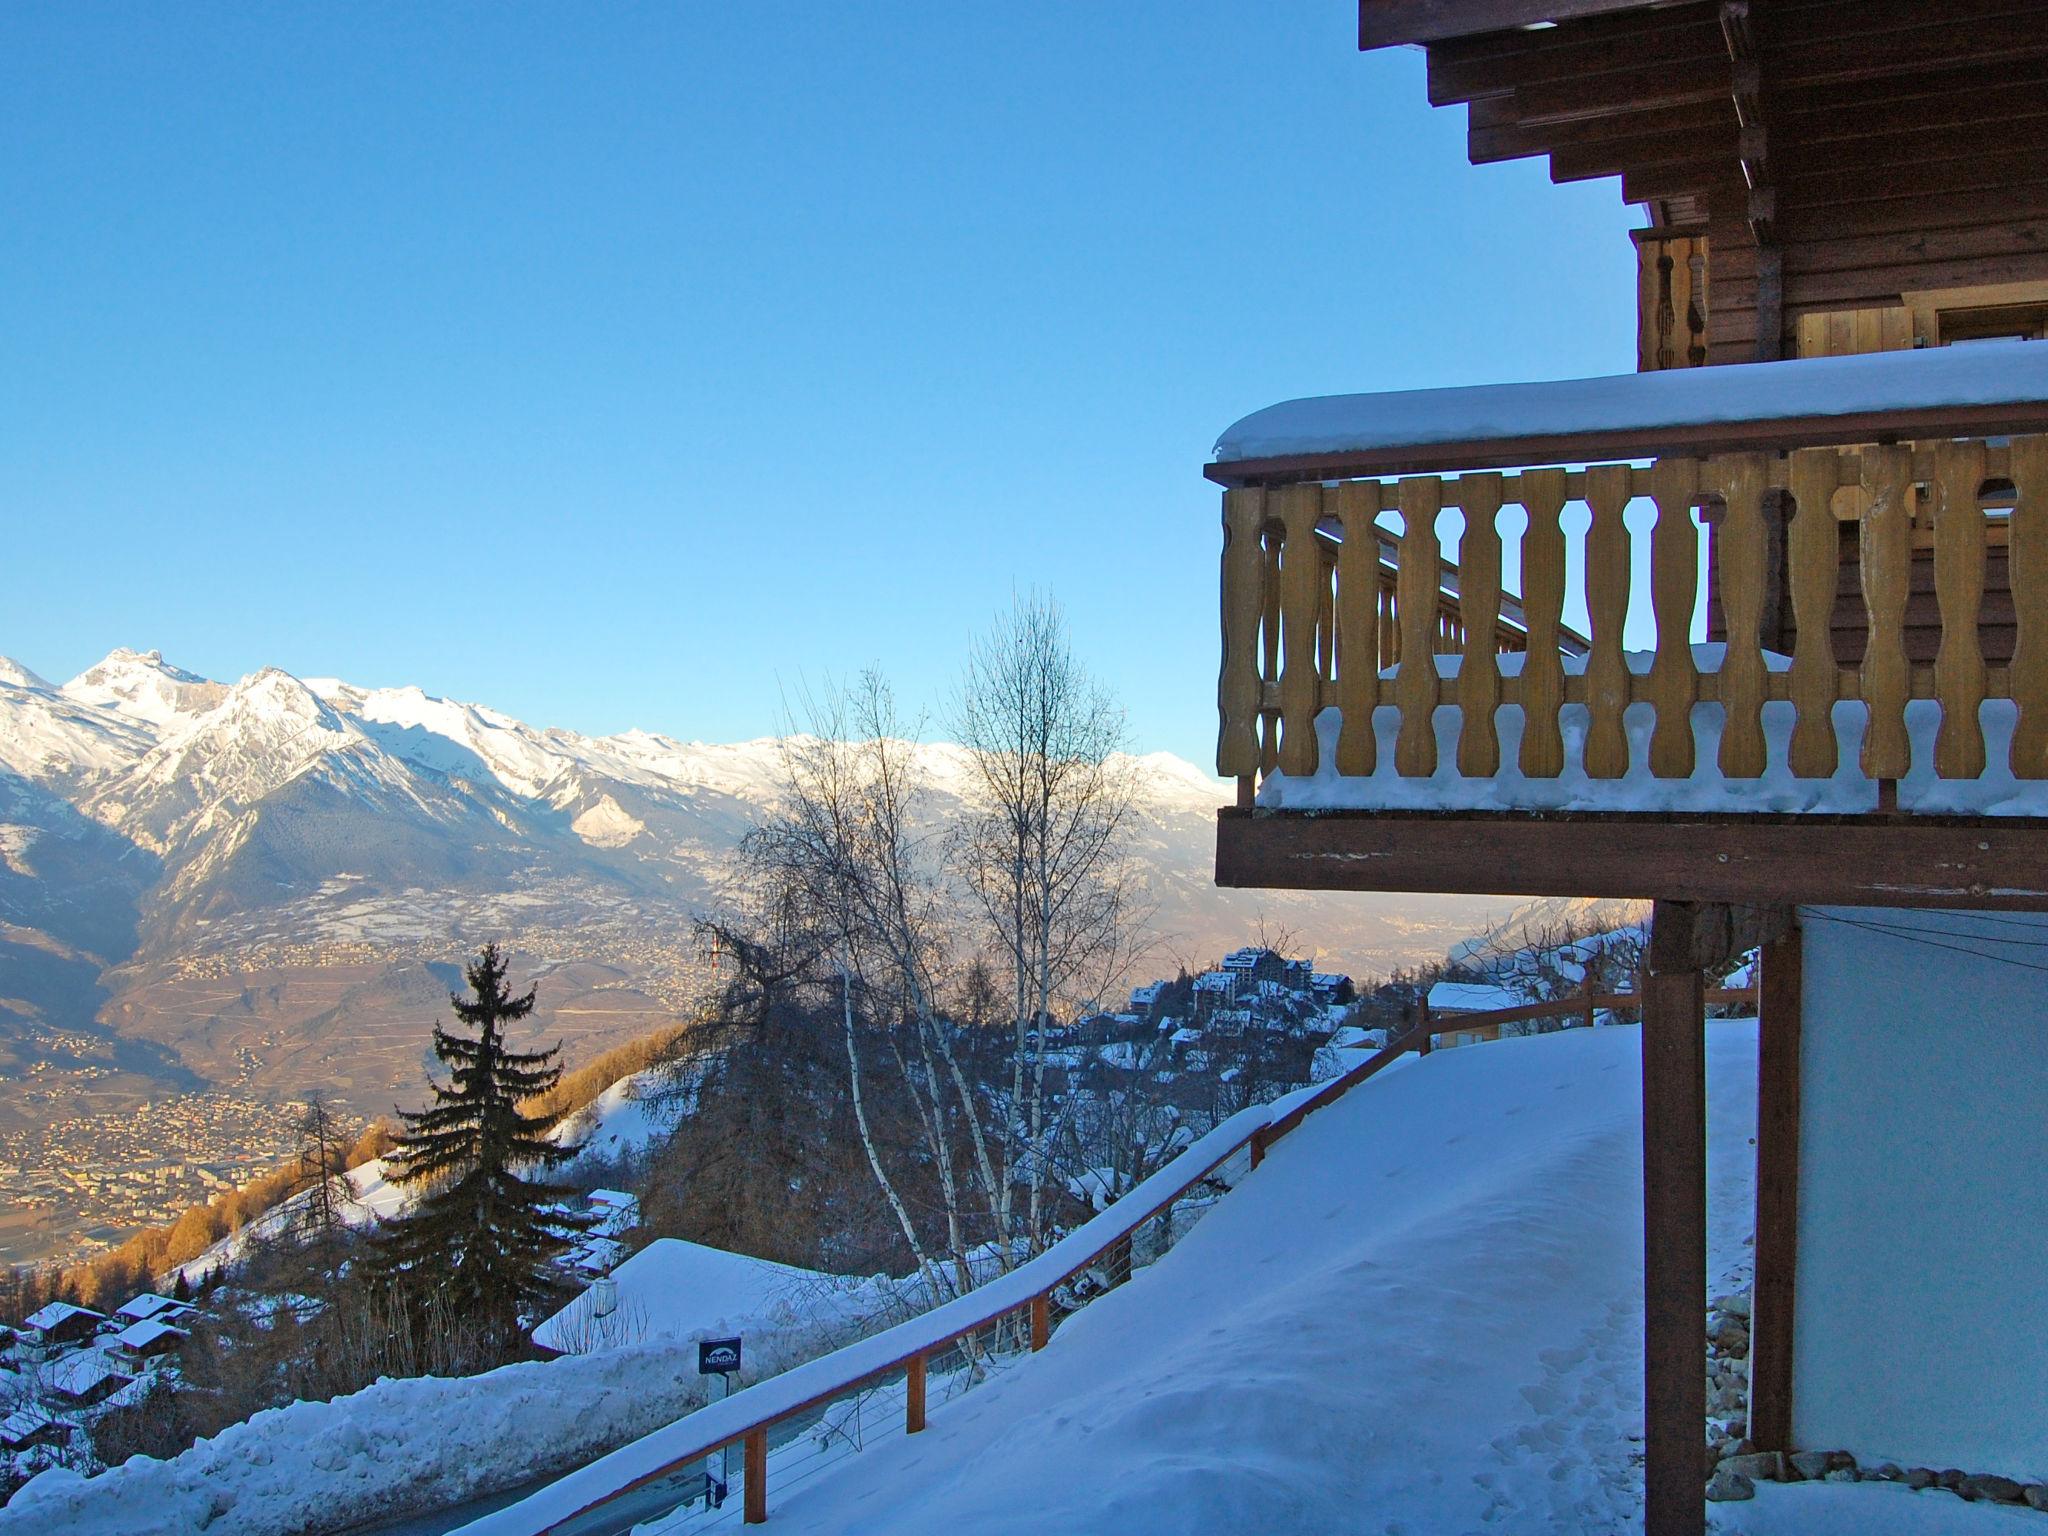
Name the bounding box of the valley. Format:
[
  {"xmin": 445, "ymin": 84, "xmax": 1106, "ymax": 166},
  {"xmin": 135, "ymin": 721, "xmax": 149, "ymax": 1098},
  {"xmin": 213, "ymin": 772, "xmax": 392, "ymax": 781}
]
[{"xmin": 0, "ymin": 648, "xmax": 1517, "ymax": 1266}]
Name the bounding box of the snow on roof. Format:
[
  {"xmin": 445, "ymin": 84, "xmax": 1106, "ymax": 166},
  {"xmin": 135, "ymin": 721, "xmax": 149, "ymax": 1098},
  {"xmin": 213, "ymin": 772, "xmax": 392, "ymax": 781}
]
[
  {"xmin": 1428, "ymin": 981, "xmax": 1526, "ymax": 1015},
  {"xmin": 1312, "ymin": 973, "xmax": 1350, "ymax": 987},
  {"xmin": 44, "ymin": 1350, "xmax": 130, "ymax": 1400},
  {"xmin": 110, "ymin": 1318, "xmax": 188, "ymax": 1352},
  {"xmin": 1213, "ymin": 339, "xmax": 2048, "ymax": 465},
  {"xmin": 23, "ymin": 1302, "xmax": 102, "ymax": 1332},
  {"xmin": 1192, "ymin": 971, "xmax": 1235, "ymax": 991},
  {"xmin": 1129, "ymin": 983, "xmax": 1164, "ymax": 1003},
  {"xmin": 0, "ymin": 1408, "xmax": 58, "ymax": 1446},
  {"xmin": 586, "ymin": 1189, "xmax": 637, "ymax": 1209},
  {"xmin": 115, "ymin": 1294, "xmax": 192, "ymax": 1323},
  {"xmin": 533, "ymin": 1238, "xmax": 875, "ymax": 1355},
  {"xmin": 1259, "ymin": 645, "xmax": 2048, "ymax": 817}
]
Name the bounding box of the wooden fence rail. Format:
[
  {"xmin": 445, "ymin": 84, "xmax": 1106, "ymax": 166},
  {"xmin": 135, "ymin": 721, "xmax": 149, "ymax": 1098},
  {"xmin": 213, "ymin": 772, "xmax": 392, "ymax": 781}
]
[
  {"xmin": 1218, "ymin": 434, "xmax": 2048, "ymax": 792},
  {"xmin": 482, "ymin": 985, "xmax": 1758, "ymax": 1533}
]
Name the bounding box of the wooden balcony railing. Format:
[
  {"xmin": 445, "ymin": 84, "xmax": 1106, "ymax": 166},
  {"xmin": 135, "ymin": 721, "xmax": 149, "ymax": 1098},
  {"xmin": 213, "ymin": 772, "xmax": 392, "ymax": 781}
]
[{"xmin": 1217, "ymin": 433, "xmax": 2048, "ymax": 799}]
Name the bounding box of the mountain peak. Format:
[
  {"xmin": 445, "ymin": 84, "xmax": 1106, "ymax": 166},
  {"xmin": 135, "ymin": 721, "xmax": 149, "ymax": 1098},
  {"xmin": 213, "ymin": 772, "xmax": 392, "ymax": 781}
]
[
  {"xmin": 63, "ymin": 648, "xmax": 224, "ymax": 729},
  {"xmin": 0, "ymin": 656, "xmax": 53, "ymax": 691}
]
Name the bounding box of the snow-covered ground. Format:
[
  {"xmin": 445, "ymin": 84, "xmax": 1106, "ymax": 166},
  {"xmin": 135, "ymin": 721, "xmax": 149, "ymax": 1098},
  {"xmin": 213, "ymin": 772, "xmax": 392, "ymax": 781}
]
[{"xmin": 501, "ymin": 1023, "xmax": 2025, "ymax": 1536}]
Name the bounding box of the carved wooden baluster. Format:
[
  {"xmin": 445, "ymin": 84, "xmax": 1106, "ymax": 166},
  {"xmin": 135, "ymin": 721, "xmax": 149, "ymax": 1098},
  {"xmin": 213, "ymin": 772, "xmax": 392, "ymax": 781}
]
[
  {"xmin": 1334, "ymin": 481, "xmax": 1382, "ymax": 776},
  {"xmin": 1260, "ymin": 522, "xmax": 1282, "ymax": 776},
  {"xmin": 1316, "ymin": 532, "xmax": 1337, "ymax": 684},
  {"xmin": 1583, "ymin": 463, "xmax": 1633, "ymax": 779},
  {"xmin": 2012, "ymin": 436, "xmax": 2048, "ymax": 778},
  {"xmin": 1395, "ymin": 477, "xmax": 1443, "ymax": 777},
  {"xmin": 1933, "ymin": 440, "xmax": 1989, "ymax": 779},
  {"xmin": 1713, "ymin": 453, "xmax": 1771, "ymax": 778},
  {"xmin": 1518, "ymin": 469, "xmax": 1569, "ymax": 778},
  {"xmin": 1216, "ymin": 487, "xmax": 1265, "ymax": 779},
  {"xmin": 1785, "ymin": 449, "xmax": 1840, "ymax": 778},
  {"xmin": 1457, "ymin": 474, "xmax": 1504, "ymax": 777},
  {"xmin": 1275, "ymin": 483, "xmax": 1324, "ymax": 777},
  {"xmin": 1646, "ymin": 457, "xmax": 1701, "ymax": 779},
  {"xmin": 1859, "ymin": 443, "xmax": 1914, "ymax": 783}
]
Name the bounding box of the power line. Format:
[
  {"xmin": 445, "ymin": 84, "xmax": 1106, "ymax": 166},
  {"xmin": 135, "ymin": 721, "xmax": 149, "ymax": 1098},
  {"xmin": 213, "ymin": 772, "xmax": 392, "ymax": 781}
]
[{"xmin": 1798, "ymin": 908, "xmax": 2048, "ymax": 977}]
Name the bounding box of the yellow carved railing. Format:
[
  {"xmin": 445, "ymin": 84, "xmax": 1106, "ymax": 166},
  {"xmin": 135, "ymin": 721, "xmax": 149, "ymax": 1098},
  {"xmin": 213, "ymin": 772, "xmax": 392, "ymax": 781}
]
[{"xmin": 1217, "ymin": 437, "xmax": 2048, "ymax": 793}]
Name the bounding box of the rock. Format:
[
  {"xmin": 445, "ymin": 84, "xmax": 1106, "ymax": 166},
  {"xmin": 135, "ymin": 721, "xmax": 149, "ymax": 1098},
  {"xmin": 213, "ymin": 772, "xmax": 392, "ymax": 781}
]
[
  {"xmin": 1706, "ymin": 1469, "xmax": 1757, "ymax": 1503},
  {"xmin": 1904, "ymin": 1468, "xmax": 1936, "ymax": 1491},
  {"xmin": 1826, "ymin": 1451, "xmax": 1859, "ymax": 1474},
  {"xmin": 1824, "ymin": 1468, "xmax": 1858, "ymax": 1483},
  {"xmin": 2024, "ymin": 1485, "xmax": 2048, "ymax": 1512},
  {"xmin": 1789, "ymin": 1450, "xmax": 1834, "ymax": 1481},
  {"xmin": 1871, "ymin": 1463, "xmax": 1904, "ymax": 1482},
  {"xmin": 1720, "ymin": 1451, "xmax": 1786, "ymax": 1483},
  {"xmin": 1939, "ymin": 1469, "xmax": 1968, "ymax": 1491},
  {"xmin": 1959, "ymin": 1474, "xmax": 2027, "ymax": 1504},
  {"xmin": 1708, "ymin": 1315, "xmax": 1750, "ymax": 1351},
  {"xmin": 1712, "ymin": 1291, "xmax": 1752, "ymax": 1320}
]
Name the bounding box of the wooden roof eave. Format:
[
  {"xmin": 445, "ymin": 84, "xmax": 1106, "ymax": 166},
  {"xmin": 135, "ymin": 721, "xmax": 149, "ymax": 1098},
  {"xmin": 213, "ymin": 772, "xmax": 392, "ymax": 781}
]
[{"xmin": 1358, "ymin": 0, "xmax": 1681, "ymax": 50}]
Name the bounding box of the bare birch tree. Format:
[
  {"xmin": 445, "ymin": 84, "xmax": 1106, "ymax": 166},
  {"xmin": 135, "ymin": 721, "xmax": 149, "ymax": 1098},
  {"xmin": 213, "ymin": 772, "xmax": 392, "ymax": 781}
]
[
  {"xmin": 955, "ymin": 594, "xmax": 1145, "ymax": 1256},
  {"xmin": 746, "ymin": 672, "xmax": 1005, "ymax": 1306}
]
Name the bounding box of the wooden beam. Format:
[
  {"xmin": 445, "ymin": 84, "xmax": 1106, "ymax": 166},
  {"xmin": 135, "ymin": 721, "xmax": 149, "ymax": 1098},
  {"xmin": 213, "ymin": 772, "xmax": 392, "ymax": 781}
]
[
  {"xmin": 1213, "ymin": 809, "xmax": 2048, "ymax": 909},
  {"xmin": 743, "ymin": 1429, "xmax": 767, "ymax": 1523},
  {"xmin": 1642, "ymin": 899, "xmax": 1708, "ymax": 1536},
  {"xmin": 1747, "ymin": 920, "xmax": 1803, "ymax": 1453}
]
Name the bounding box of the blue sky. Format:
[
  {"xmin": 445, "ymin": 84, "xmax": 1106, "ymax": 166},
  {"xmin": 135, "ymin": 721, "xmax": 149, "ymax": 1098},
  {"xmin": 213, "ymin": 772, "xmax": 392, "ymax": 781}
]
[{"xmin": 4, "ymin": 2, "xmax": 1638, "ymax": 768}]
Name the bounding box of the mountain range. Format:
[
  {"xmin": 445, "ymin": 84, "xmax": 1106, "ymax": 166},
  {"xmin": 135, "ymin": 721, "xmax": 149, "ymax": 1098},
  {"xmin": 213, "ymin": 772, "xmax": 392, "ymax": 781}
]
[{"xmin": 0, "ymin": 648, "xmax": 1515, "ymax": 1260}]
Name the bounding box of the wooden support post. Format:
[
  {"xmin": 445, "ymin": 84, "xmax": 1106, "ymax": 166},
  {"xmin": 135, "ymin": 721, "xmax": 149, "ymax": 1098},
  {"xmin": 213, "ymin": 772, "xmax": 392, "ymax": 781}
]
[
  {"xmin": 906, "ymin": 1353, "xmax": 927, "ymax": 1434},
  {"xmin": 743, "ymin": 1429, "xmax": 767, "ymax": 1524},
  {"xmin": 1583, "ymin": 971, "xmax": 1598, "ymax": 1032},
  {"xmin": 1029, "ymin": 1293, "xmax": 1050, "ymax": 1352},
  {"xmin": 1416, "ymin": 999, "xmax": 1432, "ymax": 1055},
  {"xmin": 1249, "ymin": 1127, "xmax": 1269, "ymax": 1170},
  {"xmin": 1643, "ymin": 900, "xmax": 1708, "ymax": 1536},
  {"xmin": 1748, "ymin": 919, "xmax": 1803, "ymax": 1452}
]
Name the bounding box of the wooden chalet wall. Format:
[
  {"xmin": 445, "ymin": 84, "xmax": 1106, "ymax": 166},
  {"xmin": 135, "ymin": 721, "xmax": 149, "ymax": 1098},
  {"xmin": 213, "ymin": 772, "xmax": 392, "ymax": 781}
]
[{"xmin": 1387, "ymin": 0, "xmax": 2048, "ymax": 364}]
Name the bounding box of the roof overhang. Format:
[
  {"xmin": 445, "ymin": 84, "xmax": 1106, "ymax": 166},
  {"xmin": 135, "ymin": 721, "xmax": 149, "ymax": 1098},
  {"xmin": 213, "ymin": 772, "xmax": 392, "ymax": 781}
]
[{"xmin": 1359, "ymin": 0, "xmax": 1678, "ymax": 49}]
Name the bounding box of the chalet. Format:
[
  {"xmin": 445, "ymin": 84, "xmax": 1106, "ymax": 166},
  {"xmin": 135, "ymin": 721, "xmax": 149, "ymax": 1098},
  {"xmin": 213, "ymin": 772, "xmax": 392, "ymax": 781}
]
[
  {"xmin": 0, "ymin": 1407, "xmax": 68, "ymax": 1453},
  {"xmin": 114, "ymin": 1293, "xmax": 196, "ymax": 1327},
  {"xmin": 585, "ymin": 1189, "xmax": 642, "ymax": 1239},
  {"xmin": 1127, "ymin": 981, "xmax": 1165, "ymax": 1019},
  {"xmin": 42, "ymin": 1349, "xmax": 131, "ymax": 1408},
  {"xmin": 106, "ymin": 1317, "xmax": 188, "ymax": 1369},
  {"xmin": 21, "ymin": 1301, "xmax": 106, "ymax": 1350},
  {"xmin": 1210, "ymin": 5, "xmax": 2048, "ymax": 1533},
  {"xmin": 1424, "ymin": 979, "xmax": 1526, "ymax": 1048},
  {"xmin": 1308, "ymin": 972, "xmax": 1355, "ymax": 1006}
]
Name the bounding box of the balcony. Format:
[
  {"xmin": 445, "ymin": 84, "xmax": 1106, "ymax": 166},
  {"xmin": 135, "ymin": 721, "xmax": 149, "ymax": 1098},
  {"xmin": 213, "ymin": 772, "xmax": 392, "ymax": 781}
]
[{"xmin": 1208, "ymin": 342, "xmax": 2048, "ymax": 908}]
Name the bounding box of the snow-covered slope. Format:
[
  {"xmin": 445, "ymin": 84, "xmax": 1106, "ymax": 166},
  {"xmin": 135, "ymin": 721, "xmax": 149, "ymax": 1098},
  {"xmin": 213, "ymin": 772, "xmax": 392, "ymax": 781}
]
[{"xmin": 484, "ymin": 1021, "xmax": 2010, "ymax": 1536}]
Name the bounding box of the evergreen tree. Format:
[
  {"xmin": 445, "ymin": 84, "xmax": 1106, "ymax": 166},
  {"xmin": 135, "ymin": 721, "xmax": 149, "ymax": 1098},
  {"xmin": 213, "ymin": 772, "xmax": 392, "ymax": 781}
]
[{"xmin": 372, "ymin": 944, "xmax": 584, "ymax": 1345}]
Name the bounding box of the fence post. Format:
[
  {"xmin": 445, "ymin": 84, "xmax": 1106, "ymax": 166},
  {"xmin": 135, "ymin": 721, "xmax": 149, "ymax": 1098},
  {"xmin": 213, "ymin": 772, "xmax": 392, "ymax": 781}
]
[
  {"xmin": 906, "ymin": 1353, "xmax": 927, "ymax": 1434},
  {"xmin": 1415, "ymin": 999, "xmax": 1432, "ymax": 1055},
  {"xmin": 1029, "ymin": 1293, "xmax": 1050, "ymax": 1352},
  {"xmin": 1582, "ymin": 972, "xmax": 1598, "ymax": 1031},
  {"xmin": 1249, "ymin": 1127, "xmax": 1269, "ymax": 1169},
  {"xmin": 744, "ymin": 1429, "xmax": 767, "ymax": 1523}
]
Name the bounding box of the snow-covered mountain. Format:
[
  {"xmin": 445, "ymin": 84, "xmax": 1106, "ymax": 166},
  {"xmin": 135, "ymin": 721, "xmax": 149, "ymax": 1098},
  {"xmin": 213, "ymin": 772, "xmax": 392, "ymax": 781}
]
[{"xmin": 0, "ymin": 647, "xmax": 1513, "ymax": 1266}]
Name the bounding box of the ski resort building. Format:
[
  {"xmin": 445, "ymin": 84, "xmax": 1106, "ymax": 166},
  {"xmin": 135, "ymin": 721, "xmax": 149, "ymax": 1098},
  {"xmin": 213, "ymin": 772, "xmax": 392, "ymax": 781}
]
[{"xmin": 1210, "ymin": 4, "xmax": 2048, "ymax": 1534}]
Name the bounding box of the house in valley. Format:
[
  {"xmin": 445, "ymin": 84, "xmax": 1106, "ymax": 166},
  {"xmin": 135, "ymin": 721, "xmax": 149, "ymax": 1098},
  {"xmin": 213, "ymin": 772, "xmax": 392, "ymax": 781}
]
[{"xmin": 1211, "ymin": 4, "xmax": 2048, "ymax": 1532}]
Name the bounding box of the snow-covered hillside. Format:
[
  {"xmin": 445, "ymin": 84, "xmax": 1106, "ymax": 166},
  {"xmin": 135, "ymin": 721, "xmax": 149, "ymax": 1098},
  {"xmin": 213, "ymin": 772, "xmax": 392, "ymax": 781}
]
[{"xmin": 476, "ymin": 1021, "xmax": 2022, "ymax": 1536}]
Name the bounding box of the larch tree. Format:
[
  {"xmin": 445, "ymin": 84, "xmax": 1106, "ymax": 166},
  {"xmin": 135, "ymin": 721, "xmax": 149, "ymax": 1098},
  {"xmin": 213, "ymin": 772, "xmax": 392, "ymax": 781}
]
[{"xmin": 372, "ymin": 944, "xmax": 583, "ymax": 1344}]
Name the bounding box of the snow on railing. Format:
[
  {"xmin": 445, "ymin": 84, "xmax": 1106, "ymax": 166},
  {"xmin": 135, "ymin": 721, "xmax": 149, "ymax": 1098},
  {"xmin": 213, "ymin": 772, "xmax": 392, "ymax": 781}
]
[{"xmin": 458, "ymin": 1021, "xmax": 1436, "ymax": 1534}]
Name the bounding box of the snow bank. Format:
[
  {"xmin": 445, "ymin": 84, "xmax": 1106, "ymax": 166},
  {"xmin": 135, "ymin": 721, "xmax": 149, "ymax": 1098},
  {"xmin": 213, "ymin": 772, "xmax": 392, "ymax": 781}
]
[
  {"xmin": 0, "ymin": 1313, "xmax": 862, "ymax": 1536},
  {"xmin": 1258, "ymin": 646, "xmax": 2048, "ymax": 815},
  {"xmin": 1213, "ymin": 340, "xmax": 2048, "ymax": 463}
]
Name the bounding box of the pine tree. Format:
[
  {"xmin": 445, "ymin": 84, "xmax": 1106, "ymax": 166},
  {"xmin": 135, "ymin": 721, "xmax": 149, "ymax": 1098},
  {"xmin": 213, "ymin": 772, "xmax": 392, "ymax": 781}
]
[{"xmin": 372, "ymin": 944, "xmax": 584, "ymax": 1345}]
